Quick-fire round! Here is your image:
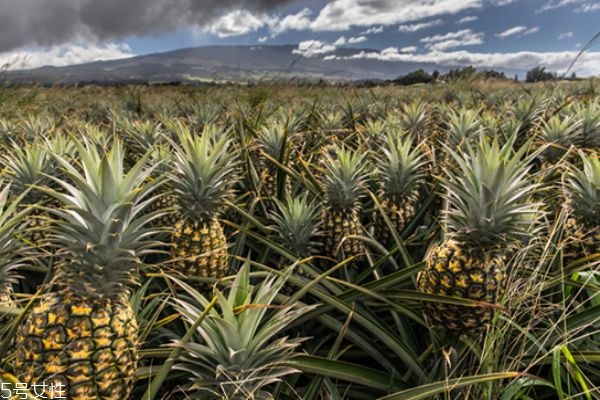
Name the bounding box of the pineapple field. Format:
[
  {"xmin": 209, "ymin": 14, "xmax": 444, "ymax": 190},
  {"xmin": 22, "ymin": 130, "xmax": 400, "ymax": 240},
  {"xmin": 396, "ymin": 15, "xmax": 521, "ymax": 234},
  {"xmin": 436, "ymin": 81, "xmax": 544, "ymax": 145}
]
[{"xmin": 0, "ymin": 79, "xmax": 599, "ymax": 399}]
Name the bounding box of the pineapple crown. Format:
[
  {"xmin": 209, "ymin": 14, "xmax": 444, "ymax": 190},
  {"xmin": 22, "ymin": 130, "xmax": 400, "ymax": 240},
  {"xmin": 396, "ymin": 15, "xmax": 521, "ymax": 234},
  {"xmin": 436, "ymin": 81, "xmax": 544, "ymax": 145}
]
[
  {"xmin": 400, "ymin": 101, "xmax": 429, "ymax": 136},
  {"xmin": 444, "ymin": 106, "xmax": 483, "ymax": 149},
  {"xmin": 270, "ymin": 193, "xmax": 322, "ymax": 257},
  {"xmin": 43, "ymin": 138, "xmax": 164, "ymax": 298},
  {"xmin": 256, "ymin": 120, "xmax": 293, "ymax": 159},
  {"xmin": 377, "ymin": 133, "xmax": 427, "ymax": 197},
  {"xmin": 321, "ymin": 145, "xmax": 368, "ymax": 210},
  {"xmin": 566, "ymin": 151, "xmax": 600, "ymax": 227},
  {"xmin": 0, "ymin": 183, "xmax": 30, "ymax": 292},
  {"xmin": 170, "ymin": 122, "xmax": 238, "ymax": 219},
  {"xmin": 173, "ymin": 264, "xmax": 309, "ymax": 399},
  {"xmin": 442, "ymin": 136, "xmax": 541, "ymax": 246},
  {"xmin": 537, "ymin": 115, "xmax": 582, "ymax": 162},
  {"xmin": 1, "ymin": 141, "xmax": 55, "ymax": 203}
]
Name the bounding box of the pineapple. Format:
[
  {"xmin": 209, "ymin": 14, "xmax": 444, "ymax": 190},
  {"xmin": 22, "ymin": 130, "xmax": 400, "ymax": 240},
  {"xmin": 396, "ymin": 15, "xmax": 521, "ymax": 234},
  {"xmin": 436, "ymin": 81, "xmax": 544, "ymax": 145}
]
[
  {"xmin": 12, "ymin": 139, "xmax": 162, "ymax": 399},
  {"xmin": 320, "ymin": 146, "xmax": 368, "ymax": 261},
  {"xmin": 172, "ymin": 264, "xmax": 309, "ymax": 399},
  {"xmin": 562, "ymin": 151, "xmax": 600, "ymax": 262},
  {"xmin": 417, "ymin": 137, "xmax": 540, "ymax": 333},
  {"xmin": 0, "ymin": 141, "xmax": 59, "ymax": 249},
  {"xmin": 269, "ymin": 193, "xmax": 321, "ymax": 288},
  {"xmin": 169, "ymin": 122, "xmax": 238, "ymax": 279},
  {"xmin": 254, "ymin": 119, "xmax": 295, "ymax": 199},
  {"xmin": 536, "ymin": 115, "xmax": 582, "ymax": 168},
  {"xmin": 0, "ymin": 183, "xmax": 30, "ymax": 316},
  {"xmin": 374, "ymin": 133, "xmax": 428, "ymax": 244}
]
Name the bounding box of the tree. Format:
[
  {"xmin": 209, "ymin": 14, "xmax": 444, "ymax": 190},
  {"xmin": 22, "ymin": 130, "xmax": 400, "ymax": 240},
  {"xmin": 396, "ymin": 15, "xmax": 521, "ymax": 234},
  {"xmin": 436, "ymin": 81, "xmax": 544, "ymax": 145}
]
[
  {"xmin": 525, "ymin": 66, "xmax": 555, "ymax": 82},
  {"xmin": 394, "ymin": 69, "xmax": 434, "ymax": 85}
]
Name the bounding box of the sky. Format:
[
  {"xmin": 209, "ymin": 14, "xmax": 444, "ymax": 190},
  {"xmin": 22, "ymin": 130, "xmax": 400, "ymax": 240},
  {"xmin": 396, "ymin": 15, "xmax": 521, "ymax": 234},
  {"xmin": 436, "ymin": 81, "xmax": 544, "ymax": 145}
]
[{"xmin": 0, "ymin": 0, "xmax": 599, "ymax": 76}]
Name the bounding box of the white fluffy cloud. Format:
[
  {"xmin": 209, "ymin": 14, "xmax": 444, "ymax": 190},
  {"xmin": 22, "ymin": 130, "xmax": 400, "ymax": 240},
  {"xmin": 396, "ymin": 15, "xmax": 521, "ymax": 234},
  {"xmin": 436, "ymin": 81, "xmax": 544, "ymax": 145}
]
[
  {"xmin": 0, "ymin": 42, "xmax": 133, "ymax": 70},
  {"xmin": 292, "ymin": 40, "xmax": 336, "ymax": 57},
  {"xmin": 333, "ymin": 36, "xmax": 367, "ymax": 45},
  {"xmin": 269, "ymin": 8, "xmax": 313, "ymax": 36},
  {"xmin": 495, "ymin": 25, "xmax": 539, "ymax": 39},
  {"xmin": 400, "ymin": 46, "xmax": 418, "ymax": 53},
  {"xmin": 208, "ymin": 9, "xmax": 274, "ymax": 38},
  {"xmin": 361, "ymin": 26, "xmax": 384, "ymax": 35},
  {"xmin": 399, "ymin": 19, "xmax": 444, "ymax": 33},
  {"xmin": 421, "ymin": 29, "xmax": 484, "ymax": 51},
  {"xmin": 337, "ymin": 47, "xmax": 600, "ymax": 76},
  {"xmin": 310, "ymin": 0, "xmax": 482, "ymax": 31}
]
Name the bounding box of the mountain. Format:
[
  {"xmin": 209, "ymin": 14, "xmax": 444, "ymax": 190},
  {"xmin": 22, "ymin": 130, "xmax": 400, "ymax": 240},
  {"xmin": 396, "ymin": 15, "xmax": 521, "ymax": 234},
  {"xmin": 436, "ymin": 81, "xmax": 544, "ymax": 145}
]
[{"xmin": 1, "ymin": 45, "xmax": 522, "ymax": 85}]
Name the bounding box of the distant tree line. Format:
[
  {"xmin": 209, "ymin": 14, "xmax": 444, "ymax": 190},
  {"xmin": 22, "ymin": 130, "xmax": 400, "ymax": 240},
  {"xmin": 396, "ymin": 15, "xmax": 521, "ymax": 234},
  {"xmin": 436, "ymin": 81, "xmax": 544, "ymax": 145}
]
[{"xmin": 392, "ymin": 65, "xmax": 578, "ymax": 86}]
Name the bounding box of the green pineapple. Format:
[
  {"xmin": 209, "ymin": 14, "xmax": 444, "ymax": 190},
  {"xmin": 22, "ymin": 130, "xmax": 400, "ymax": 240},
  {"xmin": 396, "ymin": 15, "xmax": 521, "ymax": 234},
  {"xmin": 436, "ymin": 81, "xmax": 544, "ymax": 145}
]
[
  {"xmin": 255, "ymin": 119, "xmax": 294, "ymax": 199},
  {"xmin": 169, "ymin": 122, "xmax": 238, "ymax": 279},
  {"xmin": 0, "ymin": 141, "xmax": 59, "ymax": 249},
  {"xmin": 320, "ymin": 146, "xmax": 368, "ymax": 261},
  {"xmin": 0, "ymin": 183, "xmax": 30, "ymax": 317},
  {"xmin": 563, "ymin": 151, "xmax": 600, "ymax": 262},
  {"xmin": 536, "ymin": 114, "xmax": 582, "ymax": 168},
  {"xmin": 12, "ymin": 139, "xmax": 162, "ymax": 399},
  {"xmin": 374, "ymin": 133, "xmax": 427, "ymax": 244},
  {"xmin": 269, "ymin": 193, "xmax": 321, "ymax": 289},
  {"xmin": 417, "ymin": 137, "xmax": 540, "ymax": 333},
  {"xmin": 173, "ymin": 264, "xmax": 309, "ymax": 399}
]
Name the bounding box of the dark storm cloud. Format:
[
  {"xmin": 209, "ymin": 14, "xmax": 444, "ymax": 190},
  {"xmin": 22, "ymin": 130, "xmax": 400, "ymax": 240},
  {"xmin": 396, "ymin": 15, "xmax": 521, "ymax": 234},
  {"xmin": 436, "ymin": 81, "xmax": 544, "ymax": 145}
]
[{"xmin": 0, "ymin": 0, "xmax": 296, "ymax": 52}]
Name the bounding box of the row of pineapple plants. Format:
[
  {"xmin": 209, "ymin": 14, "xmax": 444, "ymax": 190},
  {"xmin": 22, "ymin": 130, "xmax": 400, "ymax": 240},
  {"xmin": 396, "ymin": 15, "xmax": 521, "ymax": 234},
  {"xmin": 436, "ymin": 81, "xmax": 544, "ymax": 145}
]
[{"xmin": 0, "ymin": 80, "xmax": 598, "ymax": 399}]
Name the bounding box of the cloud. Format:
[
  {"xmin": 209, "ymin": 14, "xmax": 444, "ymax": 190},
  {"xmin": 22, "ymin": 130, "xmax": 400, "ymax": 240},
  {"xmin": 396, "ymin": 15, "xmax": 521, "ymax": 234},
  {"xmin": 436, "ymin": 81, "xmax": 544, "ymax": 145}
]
[
  {"xmin": 421, "ymin": 29, "xmax": 484, "ymax": 51},
  {"xmin": 268, "ymin": 8, "xmax": 312, "ymax": 36},
  {"xmin": 574, "ymin": 2, "xmax": 600, "ymax": 12},
  {"xmin": 0, "ymin": 0, "xmax": 298, "ymax": 52},
  {"xmin": 399, "ymin": 19, "xmax": 444, "ymax": 33},
  {"xmin": 208, "ymin": 9, "xmax": 274, "ymax": 38},
  {"xmin": 400, "ymin": 46, "xmax": 418, "ymax": 53},
  {"xmin": 558, "ymin": 32, "xmax": 574, "ymax": 39},
  {"xmin": 292, "ymin": 40, "xmax": 336, "ymax": 57},
  {"xmin": 0, "ymin": 42, "xmax": 133, "ymax": 70},
  {"xmin": 333, "ymin": 36, "xmax": 367, "ymax": 45},
  {"xmin": 536, "ymin": 0, "xmax": 583, "ymax": 13},
  {"xmin": 309, "ymin": 0, "xmax": 483, "ymax": 31},
  {"xmin": 495, "ymin": 25, "xmax": 539, "ymax": 39},
  {"xmin": 339, "ymin": 47, "xmax": 600, "ymax": 76},
  {"xmin": 456, "ymin": 15, "xmax": 479, "ymax": 23},
  {"xmin": 360, "ymin": 26, "xmax": 384, "ymax": 35},
  {"xmin": 495, "ymin": 26, "xmax": 527, "ymax": 38}
]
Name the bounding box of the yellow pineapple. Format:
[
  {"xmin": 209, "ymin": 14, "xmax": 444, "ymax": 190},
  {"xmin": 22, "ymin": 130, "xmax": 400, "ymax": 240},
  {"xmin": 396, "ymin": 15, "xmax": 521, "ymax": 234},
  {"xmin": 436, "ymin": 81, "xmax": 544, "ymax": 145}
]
[
  {"xmin": 169, "ymin": 122, "xmax": 239, "ymax": 279},
  {"xmin": 417, "ymin": 137, "xmax": 540, "ymax": 333},
  {"xmin": 12, "ymin": 139, "xmax": 162, "ymax": 399}
]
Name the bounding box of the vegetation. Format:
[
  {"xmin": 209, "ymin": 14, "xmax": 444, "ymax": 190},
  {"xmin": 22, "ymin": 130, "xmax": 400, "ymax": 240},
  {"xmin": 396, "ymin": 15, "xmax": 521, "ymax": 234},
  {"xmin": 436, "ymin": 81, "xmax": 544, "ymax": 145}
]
[{"xmin": 0, "ymin": 79, "xmax": 599, "ymax": 399}]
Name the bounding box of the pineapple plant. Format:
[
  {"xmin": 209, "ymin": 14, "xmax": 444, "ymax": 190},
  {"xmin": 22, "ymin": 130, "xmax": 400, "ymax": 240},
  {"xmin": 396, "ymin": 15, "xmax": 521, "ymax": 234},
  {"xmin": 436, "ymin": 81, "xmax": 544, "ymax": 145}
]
[
  {"xmin": 562, "ymin": 151, "xmax": 600, "ymax": 262},
  {"xmin": 320, "ymin": 145, "xmax": 369, "ymax": 261},
  {"xmin": 417, "ymin": 137, "xmax": 540, "ymax": 333},
  {"xmin": 0, "ymin": 183, "xmax": 31, "ymax": 316},
  {"xmin": 254, "ymin": 118, "xmax": 295, "ymax": 199},
  {"xmin": 0, "ymin": 141, "xmax": 60, "ymax": 250},
  {"xmin": 374, "ymin": 133, "xmax": 428, "ymax": 244},
  {"xmin": 269, "ymin": 193, "xmax": 322, "ymax": 290},
  {"xmin": 536, "ymin": 114, "xmax": 582, "ymax": 169},
  {"xmin": 575, "ymin": 100, "xmax": 600, "ymax": 149},
  {"xmin": 11, "ymin": 139, "xmax": 162, "ymax": 399},
  {"xmin": 172, "ymin": 264, "xmax": 309, "ymax": 400},
  {"xmin": 169, "ymin": 122, "xmax": 239, "ymax": 280}
]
